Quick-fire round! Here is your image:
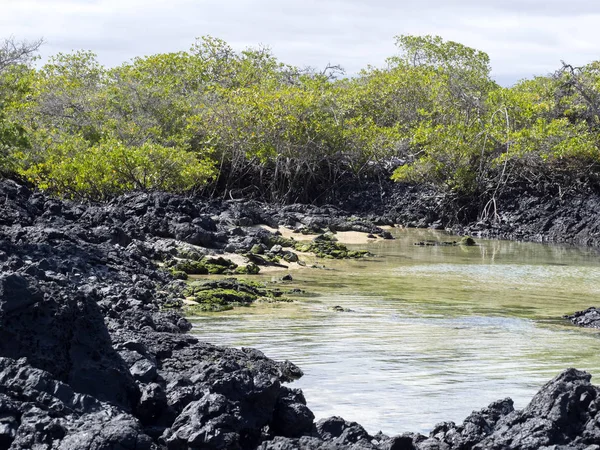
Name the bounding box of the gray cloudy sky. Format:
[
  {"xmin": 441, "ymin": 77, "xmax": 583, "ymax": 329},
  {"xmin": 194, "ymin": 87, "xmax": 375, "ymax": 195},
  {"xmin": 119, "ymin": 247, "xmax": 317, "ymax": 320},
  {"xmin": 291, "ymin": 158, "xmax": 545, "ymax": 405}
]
[{"xmin": 3, "ymin": 0, "xmax": 600, "ymax": 85}]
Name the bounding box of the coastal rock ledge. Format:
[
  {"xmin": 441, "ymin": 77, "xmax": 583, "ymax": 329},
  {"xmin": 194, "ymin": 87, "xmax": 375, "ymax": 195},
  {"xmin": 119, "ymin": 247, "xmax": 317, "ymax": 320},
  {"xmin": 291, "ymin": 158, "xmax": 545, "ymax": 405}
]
[{"xmin": 1, "ymin": 178, "xmax": 599, "ymax": 449}]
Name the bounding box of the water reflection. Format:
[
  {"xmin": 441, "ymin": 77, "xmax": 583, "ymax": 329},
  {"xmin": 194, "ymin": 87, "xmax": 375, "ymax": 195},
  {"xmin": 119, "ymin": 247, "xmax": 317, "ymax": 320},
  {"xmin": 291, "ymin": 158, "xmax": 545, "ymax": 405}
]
[{"xmin": 189, "ymin": 229, "xmax": 600, "ymax": 435}]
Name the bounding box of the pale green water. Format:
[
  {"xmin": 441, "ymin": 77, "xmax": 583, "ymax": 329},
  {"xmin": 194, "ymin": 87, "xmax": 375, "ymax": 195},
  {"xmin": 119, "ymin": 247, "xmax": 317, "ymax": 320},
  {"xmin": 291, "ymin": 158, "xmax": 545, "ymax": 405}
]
[{"xmin": 189, "ymin": 228, "xmax": 600, "ymax": 435}]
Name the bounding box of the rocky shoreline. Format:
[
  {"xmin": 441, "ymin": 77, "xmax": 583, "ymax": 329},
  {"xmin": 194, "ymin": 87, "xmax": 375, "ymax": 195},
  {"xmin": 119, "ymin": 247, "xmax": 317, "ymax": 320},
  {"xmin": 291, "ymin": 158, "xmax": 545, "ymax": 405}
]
[
  {"xmin": 1, "ymin": 178, "xmax": 600, "ymax": 449},
  {"xmin": 351, "ymin": 180, "xmax": 600, "ymax": 248}
]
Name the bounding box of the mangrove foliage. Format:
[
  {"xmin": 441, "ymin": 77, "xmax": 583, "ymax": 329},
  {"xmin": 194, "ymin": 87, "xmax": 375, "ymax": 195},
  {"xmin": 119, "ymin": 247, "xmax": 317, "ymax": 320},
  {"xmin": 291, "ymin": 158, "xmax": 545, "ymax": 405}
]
[{"xmin": 2, "ymin": 35, "xmax": 600, "ymax": 213}]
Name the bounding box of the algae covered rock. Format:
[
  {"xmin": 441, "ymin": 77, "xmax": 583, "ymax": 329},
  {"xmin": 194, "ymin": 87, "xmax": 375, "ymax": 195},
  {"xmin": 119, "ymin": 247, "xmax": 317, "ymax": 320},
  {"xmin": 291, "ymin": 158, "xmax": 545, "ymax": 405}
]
[
  {"xmin": 170, "ymin": 269, "xmax": 188, "ymax": 280},
  {"xmin": 183, "ymin": 278, "xmax": 290, "ymax": 312},
  {"xmin": 282, "ymin": 251, "xmax": 299, "ymax": 263},
  {"xmin": 236, "ymin": 262, "xmax": 261, "ymax": 274},
  {"xmin": 293, "ymin": 234, "xmax": 370, "ymax": 259},
  {"xmin": 170, "ymin": 259, "xmax": 209, "ymax": 275},
  {"xmin": 169, "ymin": 255, "xmax": 260, "ymax": 276}
]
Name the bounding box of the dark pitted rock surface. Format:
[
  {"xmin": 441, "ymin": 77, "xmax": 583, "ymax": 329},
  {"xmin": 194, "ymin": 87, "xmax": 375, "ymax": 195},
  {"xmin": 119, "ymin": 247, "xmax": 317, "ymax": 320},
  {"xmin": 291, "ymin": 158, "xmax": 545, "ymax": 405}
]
[
  {"xmin": 566, "ymin": 307, "xmax": 600, "ymax": 329},
  {"xmin": 0, "ymin": 357, "xmax": 156, "ymax": 450},
  {"xmin": 335, "ymin": 179, "xmax": 600, "ymax": 248},
  {"xmin": 0, "ymin": 180, "xmax": 310, "ymax": 449},
  {"xmin": 1, "ymin": 178, "xmax": 600, "ymax": 449},
  {"xmin": 453, "ymin": 186, "xmax": 600, "ymax": 247}
]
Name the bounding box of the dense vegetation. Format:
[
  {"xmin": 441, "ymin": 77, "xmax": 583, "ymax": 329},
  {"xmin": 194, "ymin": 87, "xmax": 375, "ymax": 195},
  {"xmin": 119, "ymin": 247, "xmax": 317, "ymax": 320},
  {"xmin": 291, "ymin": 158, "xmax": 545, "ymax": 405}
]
[{"xmin": 2, "ymin": 35, "xmax": 600, "ymax": 214}]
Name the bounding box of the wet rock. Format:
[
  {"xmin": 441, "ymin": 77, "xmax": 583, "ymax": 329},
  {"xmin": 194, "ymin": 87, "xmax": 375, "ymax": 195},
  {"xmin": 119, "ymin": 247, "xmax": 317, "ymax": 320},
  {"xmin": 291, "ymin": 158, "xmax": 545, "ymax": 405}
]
[
  {"xmin": 566, "ymin": 307, "xmax": 600, "ymax": 328},
  {"xmin": 329, "ymin": 305, "xmax": 353, "ymax": 312},
  {"xmin": 458, "ymin": 236, "xmax": 476, "ymax": 246},
  {"xmin": 183, "ymin": 278, "xmax": 277, "ymax": 311},
  {"xmin": 271, "ymin": 387, "xmax": 314, "ymax": 438},
  {"xmin": 414, "ymin": 240, "xmax": 453, "ymax": 247},
  {"xmin": 378, "ymin": 229, "xmax": 396, "ymax": 240},
  {"xmin": 278, "ymin": 360, "xmax": 304, "ymax": 382}
]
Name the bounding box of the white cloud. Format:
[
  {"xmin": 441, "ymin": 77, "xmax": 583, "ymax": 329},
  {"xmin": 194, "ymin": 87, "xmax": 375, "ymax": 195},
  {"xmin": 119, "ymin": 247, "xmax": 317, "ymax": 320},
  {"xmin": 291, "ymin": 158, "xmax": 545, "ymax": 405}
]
[{"xmin": 2, "ymin": 0, "xmax": 600, "ymax": 85}]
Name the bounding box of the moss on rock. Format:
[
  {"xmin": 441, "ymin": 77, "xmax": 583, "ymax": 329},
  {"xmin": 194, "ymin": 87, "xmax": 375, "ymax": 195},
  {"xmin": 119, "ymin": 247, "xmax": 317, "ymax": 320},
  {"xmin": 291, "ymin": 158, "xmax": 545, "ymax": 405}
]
[
  {"xmin": 170, "ymin": 269, "xmax": 189, "ymax": 280},
  {"xmin": 171, "ymin": 259, "xmax": 209, "ymax": 275},
  {"xmin": 250, "ymin": 244, "xmax": 264, "ymax": 255},
  {"xmin": 184, "ymin": 278, "xmax": 292, "ymax": 312},
  {"xmin": 170, "ymin": 255, "xmax": 259, "ymax": 276},
  {"xmin": 235, "ymin": 263, "xmax": 260, "ymax": 274},
  {"xmin": 293, "ymin": 235, "xmax": 370, "ymax": 259}
]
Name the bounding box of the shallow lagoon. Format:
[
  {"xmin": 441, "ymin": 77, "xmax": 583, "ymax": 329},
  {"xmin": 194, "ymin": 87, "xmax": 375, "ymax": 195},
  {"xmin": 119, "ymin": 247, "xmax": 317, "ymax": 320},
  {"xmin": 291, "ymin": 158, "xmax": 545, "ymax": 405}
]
[{"xmin": 189, "ymin": 228, "xmax": 600, "ymax": 435}]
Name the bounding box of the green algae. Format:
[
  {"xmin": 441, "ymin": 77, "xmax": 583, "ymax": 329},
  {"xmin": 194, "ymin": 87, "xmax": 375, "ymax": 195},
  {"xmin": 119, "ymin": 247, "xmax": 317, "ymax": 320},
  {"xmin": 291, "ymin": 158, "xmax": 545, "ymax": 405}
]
[
  {"xmin": 184, "ymin": 278, "xmax": 291, "ymax": 312},
  {"xmin": 169, "ymin": 256, "xmax": 260, "ymax": 276},
  {"xmin": 293, "ymin": 234, "xmax": 370, "ymax": 259}
]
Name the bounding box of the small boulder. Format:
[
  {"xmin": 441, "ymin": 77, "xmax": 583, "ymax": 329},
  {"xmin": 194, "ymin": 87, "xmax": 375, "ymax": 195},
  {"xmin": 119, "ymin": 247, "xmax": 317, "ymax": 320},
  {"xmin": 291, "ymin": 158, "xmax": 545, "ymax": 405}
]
[{"xmin": 0, "ymin": 274, "xmax": 43, "ymax": 314}]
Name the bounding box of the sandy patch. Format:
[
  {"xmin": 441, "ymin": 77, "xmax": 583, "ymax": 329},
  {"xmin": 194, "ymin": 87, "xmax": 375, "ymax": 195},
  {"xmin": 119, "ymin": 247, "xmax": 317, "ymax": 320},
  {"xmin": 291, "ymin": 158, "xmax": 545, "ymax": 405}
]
[
  {"xmin": 208, "ymin": 223, "xmax": 390, "ymax": 274},
  {"xmin": 259, "ymin": 225, "xmax": 384, "ymax": 245}
]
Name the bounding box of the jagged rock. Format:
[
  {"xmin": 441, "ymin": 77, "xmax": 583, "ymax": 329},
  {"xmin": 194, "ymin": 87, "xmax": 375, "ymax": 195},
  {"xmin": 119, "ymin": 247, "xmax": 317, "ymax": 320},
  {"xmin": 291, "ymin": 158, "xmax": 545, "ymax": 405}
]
[
  {"xmin": 566, "ymin": 307, "xmax": 600, "ymax": 328},
  {"xmin": 420, "ymin": 369, "xmax": 600, "ymax": 450},
  {"xmin": 0, "ymin": 273, "xmax": 43, "ymax": 313},
  {"xmin": 316, "ymin": 416, "xmax": 373, "ymax": 444},
  {"xmin": 164, "ymin": 392, "xmax": 247, "ymax": 449},
  {"xmin": 272, "ymin": 387, "xmax": 314, "ymax": 438},
  {"xmin": 0, "ymin": 279, "xmax": 138, "ymax": 410},
  {"xmin": 0, "ymin": 357, "xmax": 155, "ymax": 450}
]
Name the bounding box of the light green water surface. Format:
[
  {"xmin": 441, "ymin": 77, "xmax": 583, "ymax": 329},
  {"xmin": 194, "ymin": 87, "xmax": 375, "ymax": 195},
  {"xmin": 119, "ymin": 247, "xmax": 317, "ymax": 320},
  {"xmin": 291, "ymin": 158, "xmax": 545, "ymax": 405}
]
[{"xmin": 188, "ymin": 228, "xmax": 600, "ymax": 435}]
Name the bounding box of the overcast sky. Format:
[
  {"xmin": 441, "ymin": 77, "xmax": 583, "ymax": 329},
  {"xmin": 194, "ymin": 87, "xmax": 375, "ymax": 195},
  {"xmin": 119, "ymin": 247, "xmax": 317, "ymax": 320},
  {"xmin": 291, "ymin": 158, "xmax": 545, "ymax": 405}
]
[{"xmin": 4, "ymin": 0, "xmax": 600, "ymax": 86}]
